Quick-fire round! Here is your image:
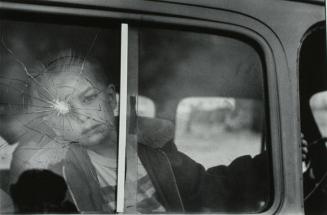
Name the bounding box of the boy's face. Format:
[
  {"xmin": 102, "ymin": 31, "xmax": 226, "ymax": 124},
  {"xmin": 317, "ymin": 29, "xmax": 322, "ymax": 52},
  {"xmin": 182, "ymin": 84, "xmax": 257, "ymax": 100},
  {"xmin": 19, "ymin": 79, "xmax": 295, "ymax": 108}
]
[{"xmin": 31, "ymin": 62, "xmax": 117, "ymax": 147}]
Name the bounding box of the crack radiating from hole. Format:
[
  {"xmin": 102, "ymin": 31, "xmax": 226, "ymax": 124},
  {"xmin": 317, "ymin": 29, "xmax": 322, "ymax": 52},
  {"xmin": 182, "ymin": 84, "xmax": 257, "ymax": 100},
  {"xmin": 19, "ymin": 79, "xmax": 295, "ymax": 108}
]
[
  {"xmin": 66, "ymin": 32, "xmax": 99, "ymax": 102},
  {"xmin": 1, "ymin": 36, "xmax": 56, "ymax": 102},
  {"xmin": 0, "ymin": 29, "xmax": 114, "ymax": 172}
]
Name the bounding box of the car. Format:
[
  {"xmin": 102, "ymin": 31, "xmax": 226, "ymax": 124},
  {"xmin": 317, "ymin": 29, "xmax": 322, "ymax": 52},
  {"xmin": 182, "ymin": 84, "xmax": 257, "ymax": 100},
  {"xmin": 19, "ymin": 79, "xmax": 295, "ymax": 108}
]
[{"xmin": 0, "ymin": 0, "xmax": 325, "ymax": 214}]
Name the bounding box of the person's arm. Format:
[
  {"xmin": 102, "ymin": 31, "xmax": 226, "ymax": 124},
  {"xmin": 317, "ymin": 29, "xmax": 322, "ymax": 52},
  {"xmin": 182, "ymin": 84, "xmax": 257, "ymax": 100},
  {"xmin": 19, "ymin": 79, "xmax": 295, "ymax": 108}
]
[
  {"xmin": 203, "ymin": 152, "xmax": 271, "ymax": 212},
  {"xmin": 161, "ymin": 140, "xmax": 206, "ymax": 212},
  {"xmin": 142, "ymin": 117, "xmax": 271, "ymax": 212},
  {"xmin": 162, "ymin": 140, "xmax": 271, "ymax": 212}
]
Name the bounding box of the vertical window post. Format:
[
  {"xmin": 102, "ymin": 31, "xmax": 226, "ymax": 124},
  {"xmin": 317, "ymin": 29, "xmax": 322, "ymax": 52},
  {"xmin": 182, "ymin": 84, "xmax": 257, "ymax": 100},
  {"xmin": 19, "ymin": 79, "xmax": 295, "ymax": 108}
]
[{"xmin": 117, "ymin": 23, "xmax": 128, "ymax": 213}]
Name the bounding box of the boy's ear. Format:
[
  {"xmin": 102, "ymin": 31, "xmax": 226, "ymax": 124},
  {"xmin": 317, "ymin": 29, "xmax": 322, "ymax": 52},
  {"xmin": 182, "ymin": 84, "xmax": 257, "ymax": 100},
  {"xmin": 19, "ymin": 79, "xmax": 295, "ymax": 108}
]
[{"xmin": 106, "ymin": 84, "xmax": 117, "ymax": 109}]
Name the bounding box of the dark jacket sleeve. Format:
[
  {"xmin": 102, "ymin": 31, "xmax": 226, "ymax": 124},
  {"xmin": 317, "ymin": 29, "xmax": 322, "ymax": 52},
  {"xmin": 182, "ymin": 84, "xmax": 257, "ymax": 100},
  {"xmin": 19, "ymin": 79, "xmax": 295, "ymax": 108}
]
[
  {"xmin": 204, "ymin": 152, "xmax": 271, "ymax": 212},
  {"xmin": 162, "ymin": 141, "xmax": 271, "ymax": 212},
  {"xmin": 161, "ymin": 141, "xmax": 206, "ymax": 211}
]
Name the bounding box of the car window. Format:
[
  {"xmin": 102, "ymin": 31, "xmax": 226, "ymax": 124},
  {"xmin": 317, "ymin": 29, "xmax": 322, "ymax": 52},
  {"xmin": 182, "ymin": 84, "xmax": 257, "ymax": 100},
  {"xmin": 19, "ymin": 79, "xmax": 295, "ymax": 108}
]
[
  {"xmin": 0, "ymin": 19, "xmax": 121, "ymax": 213},
  {"xmin": 138, "ymin": 27, "xmax": 272, "ymax": 213},
  {"xmin": 298, "ymin": 25, "xmax": 327, "ymax": 214},
  {"xmin": 0, "ymin": 19, "xmax": 273, "ymax": 214}
]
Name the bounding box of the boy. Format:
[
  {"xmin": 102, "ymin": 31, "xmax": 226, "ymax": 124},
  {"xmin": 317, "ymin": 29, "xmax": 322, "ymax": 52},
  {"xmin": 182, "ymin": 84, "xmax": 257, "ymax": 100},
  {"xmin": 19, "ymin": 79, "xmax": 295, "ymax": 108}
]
[{"xmin": 8, "ymin": 53, "xmax": 271, "ymax": 213}]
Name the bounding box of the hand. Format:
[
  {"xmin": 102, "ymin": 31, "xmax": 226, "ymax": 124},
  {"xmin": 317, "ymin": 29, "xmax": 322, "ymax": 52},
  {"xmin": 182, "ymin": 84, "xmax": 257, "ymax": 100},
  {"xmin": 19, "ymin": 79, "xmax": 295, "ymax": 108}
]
[
  {"xmin": 301, "ymin": 133, "xmax": 312, "ymax": 173},
  {"xmin": 301, "ymin": 133, "xmax": 309, "ymax": 162}
]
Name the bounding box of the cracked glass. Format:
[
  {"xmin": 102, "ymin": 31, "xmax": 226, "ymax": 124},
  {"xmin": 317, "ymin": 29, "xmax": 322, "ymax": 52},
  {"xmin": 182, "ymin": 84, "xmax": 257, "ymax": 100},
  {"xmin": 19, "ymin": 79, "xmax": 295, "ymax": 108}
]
[{"xmin": 0, "ymin": 19, "xmax": 121, "ymax": 213}]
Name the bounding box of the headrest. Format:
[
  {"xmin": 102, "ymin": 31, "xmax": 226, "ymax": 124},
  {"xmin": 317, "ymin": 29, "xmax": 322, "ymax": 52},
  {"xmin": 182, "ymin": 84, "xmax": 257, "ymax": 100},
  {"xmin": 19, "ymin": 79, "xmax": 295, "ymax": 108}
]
[{"xmin": 137, "ymin": 117, "xmax": 175, "ymax": 148}]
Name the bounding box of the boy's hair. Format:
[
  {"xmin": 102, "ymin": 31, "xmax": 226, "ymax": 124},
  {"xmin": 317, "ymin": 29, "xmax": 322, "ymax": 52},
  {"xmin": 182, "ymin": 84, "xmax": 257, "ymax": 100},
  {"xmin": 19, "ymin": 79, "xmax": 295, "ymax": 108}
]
[
  {"xmin": 42, "ymin": 51, "xmax": 113, "ymax": 87},
  {"xmin": 28, "ymin": 50, "xmax": 114, "ymax": 108},
  {"xmin": 10, "ymin": 169, "xmax": 77, "ymax": 213}
]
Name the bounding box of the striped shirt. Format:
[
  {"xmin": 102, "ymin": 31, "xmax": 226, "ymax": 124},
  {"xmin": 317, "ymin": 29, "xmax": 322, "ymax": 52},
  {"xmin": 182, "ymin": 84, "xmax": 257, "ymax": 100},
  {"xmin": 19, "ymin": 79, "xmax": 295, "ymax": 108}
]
[{"xmin": 87, "ymin": 150, "xmax": 165, "ymax": 213}]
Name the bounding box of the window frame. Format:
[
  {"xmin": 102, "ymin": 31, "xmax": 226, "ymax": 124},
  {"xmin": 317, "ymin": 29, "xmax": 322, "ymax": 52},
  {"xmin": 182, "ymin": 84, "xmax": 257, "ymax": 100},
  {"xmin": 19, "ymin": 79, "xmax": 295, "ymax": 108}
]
[{"xmin": 131, "ymin": 23, "xmax": 281, "ymax": 214}]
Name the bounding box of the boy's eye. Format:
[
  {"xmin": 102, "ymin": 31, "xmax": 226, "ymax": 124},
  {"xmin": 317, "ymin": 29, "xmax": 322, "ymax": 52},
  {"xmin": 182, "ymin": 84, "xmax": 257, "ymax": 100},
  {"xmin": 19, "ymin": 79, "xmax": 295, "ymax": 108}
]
[{"xmin": 82, "ymin": 93, "xmax": 98, "ymax": 104}]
